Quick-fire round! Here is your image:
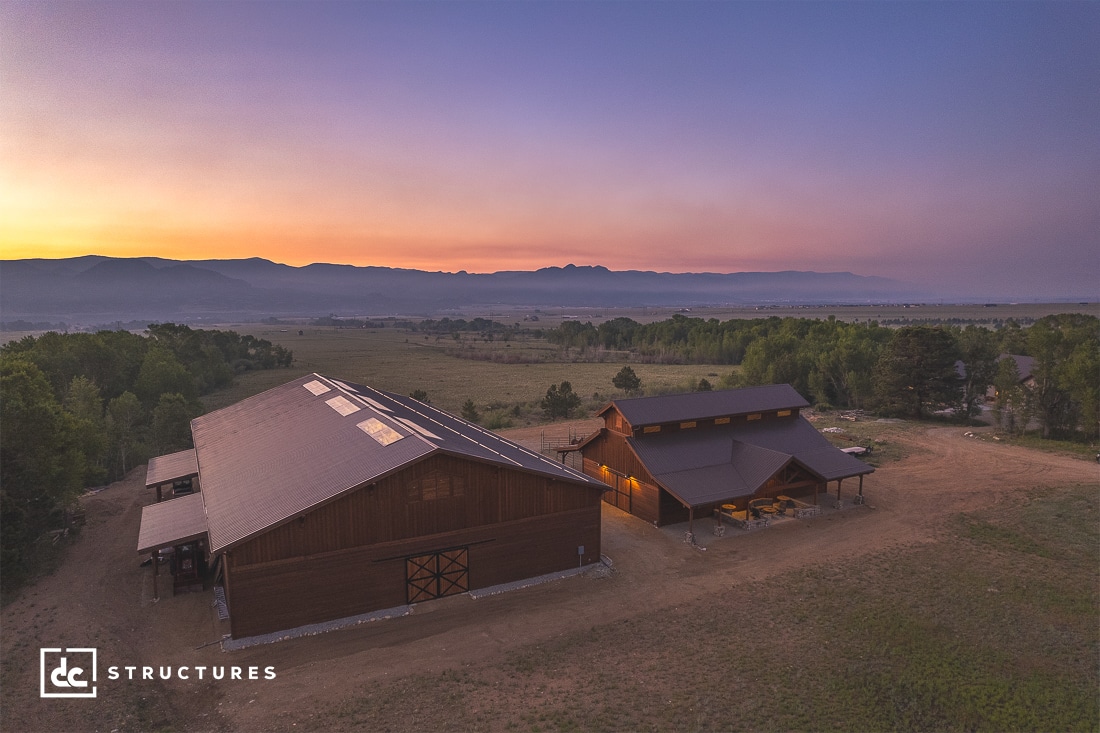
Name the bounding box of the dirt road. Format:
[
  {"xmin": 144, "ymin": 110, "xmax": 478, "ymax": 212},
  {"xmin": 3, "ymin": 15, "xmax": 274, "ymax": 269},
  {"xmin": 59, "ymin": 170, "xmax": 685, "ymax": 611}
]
[{"xmin": 2, "ymin": 422, "xmax": 1095, "ymax": 732}]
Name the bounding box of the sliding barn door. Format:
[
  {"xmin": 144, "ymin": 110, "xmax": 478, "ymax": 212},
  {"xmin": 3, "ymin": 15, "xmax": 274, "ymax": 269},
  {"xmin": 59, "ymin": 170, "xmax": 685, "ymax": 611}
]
[{"xmin": 405, "ymin": 547, "xmax": 469, "ymax": 604}]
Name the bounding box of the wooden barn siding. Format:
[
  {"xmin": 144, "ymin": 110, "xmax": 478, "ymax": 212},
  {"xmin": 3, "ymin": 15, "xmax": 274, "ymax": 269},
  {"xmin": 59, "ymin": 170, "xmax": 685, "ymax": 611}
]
[
  {"xmin": 225, "ymin": 506, "xmax": 600, "ymax": 639},
  {"xmin": 584, "ymin": 456, "xmax": 662, "ymax": 525},
  {"xmin": 230, "ymin": 454, "xmax": 599, "ymax": 566},
  {"xmin": 629, "ymin": 408, "xmax": 800, "ymax": 438},
  {"xmin": 580, "ymin": 432, "xmax": 655, "ymax": 486}
]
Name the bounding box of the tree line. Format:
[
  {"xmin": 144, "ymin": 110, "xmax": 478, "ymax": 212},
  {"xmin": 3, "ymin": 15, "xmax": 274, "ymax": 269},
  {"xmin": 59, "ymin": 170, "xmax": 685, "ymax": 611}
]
[
  {"xmin": 0, "ymin": 324, "xmax": 293, "ymax": 592},
  {"xmin": 546, "ymin": 313, "xmax": 1098, "ymax": 439}
]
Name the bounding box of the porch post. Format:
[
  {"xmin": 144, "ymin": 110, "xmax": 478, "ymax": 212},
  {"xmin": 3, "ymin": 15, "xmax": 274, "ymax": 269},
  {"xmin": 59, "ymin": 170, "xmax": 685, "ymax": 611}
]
[
  {"xmin": 836, "ymin": 478, "xmax": 843, "ymax": 504},
  {"xmin": 152, "ymin": 549, "xmax": 159, "ymax": 601},
  {"xmin": 859, "ymin": 474, "xmax": 864, "ymax": 498},
  {"xmin": 156, "ymin": 484, "xmax": 163, "ymax": 502},
  {"xmin": 688, "ymin": 506, "xmax": 694, "ymax": 536}
]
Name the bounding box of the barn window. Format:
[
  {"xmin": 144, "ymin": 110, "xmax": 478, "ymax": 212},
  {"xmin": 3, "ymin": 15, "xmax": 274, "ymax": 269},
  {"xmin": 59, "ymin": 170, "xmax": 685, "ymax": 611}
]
[
  {"xmin": 777, "ymin": 409, "xmax": 792, "ymax": 417},
  {"xmin": 680, "ymin": 421, "xmax": 696, "ymax": 429},
  {"xmin": 643, "ymin": 425, "xmax": 661, "ymax": 434},
  {"xmin": 747, "ymin": 413, "xmax": 762, "ymax": 421},
  {"xmin": 409, "ymin": 472, "xmax": 465, "ymax": 502},
  {"xmin": 615, "ymin": 414, "xmax": 625, "ymax": 431},
  {"xmin": 715, "ymin": 417, "xmax": 731, "ymax": 425}
]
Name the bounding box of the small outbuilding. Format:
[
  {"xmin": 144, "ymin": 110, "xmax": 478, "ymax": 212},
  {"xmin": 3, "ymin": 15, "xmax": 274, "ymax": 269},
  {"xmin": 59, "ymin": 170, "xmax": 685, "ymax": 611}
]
[
  {"xmin": 137, "ymin": 374, "xmax": 607, "ymax": 639},
  {"xmin": 578, "ymin": 384, "xmax": 874, "ymax": 527}
]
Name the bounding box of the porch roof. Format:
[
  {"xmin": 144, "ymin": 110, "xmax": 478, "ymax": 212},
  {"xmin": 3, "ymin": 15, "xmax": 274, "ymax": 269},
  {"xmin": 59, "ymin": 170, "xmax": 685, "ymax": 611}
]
[
  {"xmin": 136, "ymin": 492, "xmax": 208, "ymax": 553},
  {"xmin": 145, "ymin": 449, "xmax": 198, "ymax": 488},
  {"xmin": 627, "ymin": 415, "xmax": 873, "ymax": 508}
]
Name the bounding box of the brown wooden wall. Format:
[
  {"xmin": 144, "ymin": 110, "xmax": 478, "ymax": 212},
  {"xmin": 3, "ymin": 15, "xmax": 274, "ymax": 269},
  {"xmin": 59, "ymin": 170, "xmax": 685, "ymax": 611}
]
[
  {"xmin": 222, "ymin": 455, "xmax": 603, "ymax": 638},
  {"xmin": 229, "ymin": 454, "xmax": 599, "ymax": 565},
  {"xmin": 581, "ymin": 429, "xmax": 664, "ymax": 525},
  {"xmin": 225, "ymin": 507, "xmax": 600, "ymax": 638}
]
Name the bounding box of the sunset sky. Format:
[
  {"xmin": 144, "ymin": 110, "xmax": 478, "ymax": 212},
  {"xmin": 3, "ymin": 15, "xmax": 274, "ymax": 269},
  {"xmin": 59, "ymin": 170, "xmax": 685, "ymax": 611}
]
[{"xmin": 1, "ymin": 1, "xmax": 1097, "ymax": 298}]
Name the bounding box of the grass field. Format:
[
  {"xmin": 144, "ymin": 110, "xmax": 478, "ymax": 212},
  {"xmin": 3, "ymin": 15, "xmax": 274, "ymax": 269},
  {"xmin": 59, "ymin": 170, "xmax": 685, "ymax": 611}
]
[
  {"xmin": 276, "ymin": 482, "xmax": 1098, "ymax": 732},
  {"xmin": 314, "ymin": 301, "xmax": 1098, "ymax": 328},
  {"xmin": 201, "ymin": 325, "xmax": 731, "ymax": 423}
]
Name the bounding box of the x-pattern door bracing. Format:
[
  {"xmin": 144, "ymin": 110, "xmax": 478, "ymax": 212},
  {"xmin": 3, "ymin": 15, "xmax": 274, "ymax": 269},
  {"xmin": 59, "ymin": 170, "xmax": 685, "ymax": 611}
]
[{"xmin": 405, "ymin": 548, "xmax": 469, "ymax": 604}]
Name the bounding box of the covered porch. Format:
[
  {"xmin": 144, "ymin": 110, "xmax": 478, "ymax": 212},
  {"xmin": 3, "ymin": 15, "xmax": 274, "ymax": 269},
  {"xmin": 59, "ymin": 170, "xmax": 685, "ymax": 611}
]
[
  {"xmin": 145, "ymin": 448, "xmax": 200, "ymax": 502},
  {"xmin": 660, "ymin": 489, "xmax": 871, "ymax": 547},
  {"xmin": 664, "ymin": 462, "xmax": 871, "ymax": 544},
  {"xmin": 136, "ymin": 491, "xmax": 211, "ymax": 599}
]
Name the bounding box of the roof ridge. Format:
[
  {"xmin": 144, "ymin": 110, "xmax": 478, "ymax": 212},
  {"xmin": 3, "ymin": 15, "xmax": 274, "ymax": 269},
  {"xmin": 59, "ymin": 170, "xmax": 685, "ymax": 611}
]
[{"xmin": 322, "ymin": 376, "xmax": 438, "ymax": 452}]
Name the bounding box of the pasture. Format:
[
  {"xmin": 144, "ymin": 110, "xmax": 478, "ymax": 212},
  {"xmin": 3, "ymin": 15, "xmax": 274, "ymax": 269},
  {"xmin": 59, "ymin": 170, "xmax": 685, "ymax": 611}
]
[{"xmin": 201, "ymin": 324, "xmax": 729, "ymax": 420}]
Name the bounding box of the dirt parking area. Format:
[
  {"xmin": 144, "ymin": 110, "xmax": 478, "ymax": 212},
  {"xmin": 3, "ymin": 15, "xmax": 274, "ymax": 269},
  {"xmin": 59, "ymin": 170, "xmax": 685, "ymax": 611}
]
[{"xmin": 2, "ymin": 422, "xmax": 1096, "ymax": 732}]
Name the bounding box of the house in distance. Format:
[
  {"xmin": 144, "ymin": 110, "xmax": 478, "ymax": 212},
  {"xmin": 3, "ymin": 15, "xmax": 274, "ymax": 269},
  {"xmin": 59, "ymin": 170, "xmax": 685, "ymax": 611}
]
[
  {"xmin": 137, "ymin": 374, "xmax": 607, "ymax": 640},
  {"xmin": 577, "ymin": 384, "xmax": 874, "ymax": 528}
]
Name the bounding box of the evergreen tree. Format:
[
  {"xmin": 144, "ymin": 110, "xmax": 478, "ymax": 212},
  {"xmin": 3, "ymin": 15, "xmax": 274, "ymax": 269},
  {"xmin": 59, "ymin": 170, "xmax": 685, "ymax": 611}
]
[
  {"xmin": 460, "ymin": 399, "xmax": 480, "ymax": 423},
  {"xmin": 873, "ymin": 327, "xmax": 962, "ymax": 419},
  {"xmin": 612, "ymin": 365, "xmax": 642, "ymax": 394},
  {"xmin": 541, "ymin": 381, "xmax": 582, "ymax": 419}
]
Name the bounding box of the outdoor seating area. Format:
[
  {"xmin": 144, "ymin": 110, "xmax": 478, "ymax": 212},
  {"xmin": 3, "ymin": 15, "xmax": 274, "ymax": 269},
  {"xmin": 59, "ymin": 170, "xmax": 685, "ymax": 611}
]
[{"xmin": 716, "ymin": 495, "xmax": 823, "ymax": 529}]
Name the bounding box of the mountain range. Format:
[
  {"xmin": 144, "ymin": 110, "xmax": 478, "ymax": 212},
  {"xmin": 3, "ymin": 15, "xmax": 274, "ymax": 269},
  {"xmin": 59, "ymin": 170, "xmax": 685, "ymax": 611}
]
[{"xmin": 1, "ymin": 256, "xmax": 935, "ymax": 325}]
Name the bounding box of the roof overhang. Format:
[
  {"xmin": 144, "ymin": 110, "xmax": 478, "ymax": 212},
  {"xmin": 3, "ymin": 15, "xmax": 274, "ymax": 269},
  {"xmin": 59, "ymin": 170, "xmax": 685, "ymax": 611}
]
[
  {"xmin": 145, "ymin": 449, "xmax": 198, "ymax": 488},
  {"xmin": 137, "ymin": 493, "xmax": 208, "ymax": 553}
]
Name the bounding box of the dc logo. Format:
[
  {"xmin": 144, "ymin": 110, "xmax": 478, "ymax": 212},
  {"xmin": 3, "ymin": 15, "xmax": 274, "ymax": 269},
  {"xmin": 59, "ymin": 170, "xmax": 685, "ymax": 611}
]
[{"xmin": 40, "ymin": 648, "xmax": 97, "ymax": 698}]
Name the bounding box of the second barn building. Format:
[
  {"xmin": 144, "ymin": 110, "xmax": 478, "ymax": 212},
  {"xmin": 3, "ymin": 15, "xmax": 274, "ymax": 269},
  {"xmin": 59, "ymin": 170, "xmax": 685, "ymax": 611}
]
[{"xmin": 578, "ymin": 384, "xmax": 873, "ymax": 526}]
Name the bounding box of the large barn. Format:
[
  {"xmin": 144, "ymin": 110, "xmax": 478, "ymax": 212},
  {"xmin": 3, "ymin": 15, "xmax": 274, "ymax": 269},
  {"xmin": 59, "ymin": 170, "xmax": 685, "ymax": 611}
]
[
  {"xmin": 137, "ymin": 374, "xmax": 607, "ymax": 640},
  {"xmin": 577, "ymin": 384, "xmax": 874, "ymax": 527}
]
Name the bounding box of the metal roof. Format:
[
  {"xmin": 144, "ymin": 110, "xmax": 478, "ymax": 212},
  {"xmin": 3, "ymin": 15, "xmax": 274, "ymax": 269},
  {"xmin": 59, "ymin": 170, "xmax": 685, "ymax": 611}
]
[
  {"xmin": 604, "ymin": 384, "xmax": 810, "ymax": 427},
  {"xmin": 136, "ymin": 492, "xmax": 208, "ymax": 553},
  {"xmin": 626, "ymin": 415, "xmax": 873, "ymax": 508},
  {"xmin": 189, "ymin": 374, "xmax": 605, "ymax": 553},
  {"xmin": 145, "ymin": 449, "xmax": 198, "ymax": 487}
]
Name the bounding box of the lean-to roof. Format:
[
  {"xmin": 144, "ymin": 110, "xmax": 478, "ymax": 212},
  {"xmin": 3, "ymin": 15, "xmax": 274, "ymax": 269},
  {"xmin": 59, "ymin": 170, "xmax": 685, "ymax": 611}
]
[
  {"xmin": 145, "ymin": 448, "xmax": 198, "ymax": 488},
  {"xmin": 136, "ymin": 492, "xmax": 208, "ymax": 553}
]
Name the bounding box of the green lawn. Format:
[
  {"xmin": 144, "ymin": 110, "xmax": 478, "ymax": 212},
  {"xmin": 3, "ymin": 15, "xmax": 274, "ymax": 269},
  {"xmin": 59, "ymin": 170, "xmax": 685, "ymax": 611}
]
[{"xmin": 280, "ymin": 483, "xmax": 1099, "ymax": 732}]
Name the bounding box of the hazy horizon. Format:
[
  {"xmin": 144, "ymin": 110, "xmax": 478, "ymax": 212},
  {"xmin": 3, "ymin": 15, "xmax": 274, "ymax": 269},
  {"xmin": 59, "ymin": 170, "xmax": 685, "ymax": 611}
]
[{"xmin": 2, "ymin": 2, "xmax": 1097, "ymax": 300}]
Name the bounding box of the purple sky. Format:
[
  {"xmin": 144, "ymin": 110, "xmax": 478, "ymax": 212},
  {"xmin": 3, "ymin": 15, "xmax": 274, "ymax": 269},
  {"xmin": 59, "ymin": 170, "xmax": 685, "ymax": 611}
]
[{"xmin": 2, "ymin": 1, "xmax": 1097, "ymax": 299}]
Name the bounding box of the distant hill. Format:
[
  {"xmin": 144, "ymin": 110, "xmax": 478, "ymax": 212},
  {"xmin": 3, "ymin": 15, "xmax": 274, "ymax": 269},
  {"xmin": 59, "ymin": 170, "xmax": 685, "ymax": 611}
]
[{"xmin": 0, "ymin": 256, "xmax": 933, "ymax": 325}]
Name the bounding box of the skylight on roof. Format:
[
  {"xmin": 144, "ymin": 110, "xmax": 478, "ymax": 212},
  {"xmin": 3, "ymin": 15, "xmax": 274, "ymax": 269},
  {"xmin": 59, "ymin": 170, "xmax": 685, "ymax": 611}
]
[
  {"xmin": 357, "ymin": 418, "xmax": 404, "ymax": 446},
  {"xmin": 304, "ymin": 380, "xmax": 331, "ymax": 396},
  {"xmin": 325, "ymin": 396, "xmax": 361, "ymax": 416},
  {"xmin": 395, "ymin": 416, "xmax": 442, "ymax": 440}
]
